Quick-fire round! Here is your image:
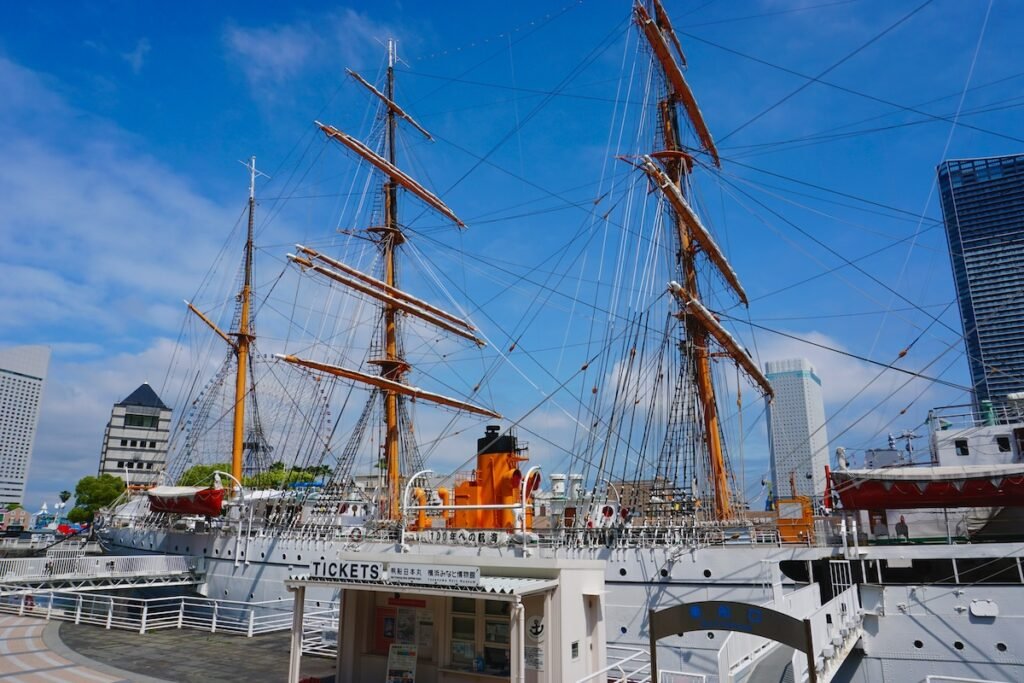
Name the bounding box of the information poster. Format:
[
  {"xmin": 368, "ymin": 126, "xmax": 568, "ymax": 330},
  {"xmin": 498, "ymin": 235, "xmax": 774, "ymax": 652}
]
[
  {"xmin": 386, "ymin": 644, "xmax": 417, "ymax": 683},
  {"xmin": 417, "ymin": 613, "xmax": 434, "ymax": 651},
  {"xmin": 525, "ymin": 645, "xmax": 544, "ymax": 671},
  {"xmin": 396, "ymin": 607, "xmax": 417, "ymax": 644}
]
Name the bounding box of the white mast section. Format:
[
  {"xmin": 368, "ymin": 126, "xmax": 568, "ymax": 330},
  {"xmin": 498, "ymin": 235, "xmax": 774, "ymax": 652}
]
[
  {"xmin": 639, "ymin": 155, "xmax": 748, "ymax": 305},
  {"xmin": 276, "ymin": 354, "xmax": 500, "ymax": 418},
  {"xmin": 668, "ymin": 282, "xmax": 773, "ymax": 397},
  {"xmin": 315, "ymin": 122, "xmax": 466, "ymax": 228},
  {"xmin": 346, "ymin": 69, "xmax": 433, "ymax": 141},
  {"xmin": 287, "ymin": 253, "xmax": 485, "ymax": 346},
  {"xmin": 295, "ymin": 244, "xmax": 477, "ymax": 330}
]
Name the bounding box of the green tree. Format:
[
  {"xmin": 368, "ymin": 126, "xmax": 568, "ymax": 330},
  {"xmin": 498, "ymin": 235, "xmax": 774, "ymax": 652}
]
[
  {"xmin": 59, "ymin": 490, "xmax": 71, "ymax": 504},
  {"xmin": 69, "ymin": 474, "xmax": 125, "ymax": 522},
  {"xmin": 243, "ymin": 467, "xmax": 315, "ymax": 489},
  {"xmin": 177, "ymin": 463, "xmax": 231, "ymax": 487},
  {"xmin": 67, "ymin": 506, "xmax": 91, "ymax": 524},
  {"xmin": 5, "ymin": 503, "xmax": 22, "ymax": 511}
]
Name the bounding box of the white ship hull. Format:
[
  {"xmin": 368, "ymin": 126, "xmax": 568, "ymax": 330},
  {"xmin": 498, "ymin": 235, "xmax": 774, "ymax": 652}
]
[{"xmin": 104, "ymin": 524, "xmax": 1024, "ymax": 682}]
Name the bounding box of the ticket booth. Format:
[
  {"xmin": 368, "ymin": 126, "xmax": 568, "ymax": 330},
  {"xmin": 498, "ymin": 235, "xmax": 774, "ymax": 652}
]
[{"xmin": 285, "ymin": 553, "xmax": 606, "ymax": 683}]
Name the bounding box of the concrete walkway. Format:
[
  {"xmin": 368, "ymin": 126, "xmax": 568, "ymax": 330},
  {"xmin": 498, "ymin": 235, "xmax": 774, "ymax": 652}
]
[
  {"xmin": 0, "ymin": 615, "xmax": 139, "ymax": 683},
  {"xmin": 0, "ymin": 614, "xmax": 337, "ymax": 682}
]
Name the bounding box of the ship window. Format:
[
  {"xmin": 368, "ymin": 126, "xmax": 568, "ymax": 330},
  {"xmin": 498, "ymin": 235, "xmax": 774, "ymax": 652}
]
[
  {"xmin": 955, "ymin": 439, "xmax": 969, "ymax": 456},
  {"xmin": 997, "ymin": 436, "xmax": 1011, "ymax": 452}
]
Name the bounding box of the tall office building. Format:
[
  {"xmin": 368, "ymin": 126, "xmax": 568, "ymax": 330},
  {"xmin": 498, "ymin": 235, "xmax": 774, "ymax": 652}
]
[
  {"xmin": 98, "ymin": 383, "xmax": 172, "ymax": 486},
  {"xmin": 0, "ymin": 346, "xmax": 50, "ymax": 506},
  {"xmin": 938, "ymin": 153, "xmax": 1024, "ymax": 407},
  {"xmin": 765, "ymin": 358, "xmax": 829, "ymax": 500}
]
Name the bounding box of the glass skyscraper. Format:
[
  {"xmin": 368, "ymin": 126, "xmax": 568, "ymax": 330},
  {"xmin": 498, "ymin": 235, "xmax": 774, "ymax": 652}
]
[
  {"xmin": 938, "ymin": 153, "xmax": 1024, "ymax": 407},
  {"xmin": 765, "ymin": 358, "xmax": 829, "ymax": 500}
]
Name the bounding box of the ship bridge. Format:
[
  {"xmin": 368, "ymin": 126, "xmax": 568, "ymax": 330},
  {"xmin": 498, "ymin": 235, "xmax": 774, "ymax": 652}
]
[{"xmin": 0, "ymin": 550, "xmax": 204, "ymax": 594}]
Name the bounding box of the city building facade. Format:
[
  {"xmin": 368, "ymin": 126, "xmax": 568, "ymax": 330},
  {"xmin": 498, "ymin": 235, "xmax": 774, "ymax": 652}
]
[
  {"xmin": 0, "ymin": 346, "xmax": 50, "ymax": 506},
  {"xmin": 938, "ymin": 153, "xmax": 1024, "ymax": 407},
  {"xmin": 98, "ymin": 383, "xmax": 172, "ymax": 486},
  {"xmin": 765, "ymin": 358, "xmax": 829, "ymax": 500}
]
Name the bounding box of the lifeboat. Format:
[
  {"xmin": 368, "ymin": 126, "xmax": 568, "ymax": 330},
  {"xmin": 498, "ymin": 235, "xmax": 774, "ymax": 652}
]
[
  {"xmin": 147, "ymin": 486, "xmax": 225, "ymax": 516},
  {"xmin": 831, "ymin": 464, "xmax": 1024, "ymax": 509}
]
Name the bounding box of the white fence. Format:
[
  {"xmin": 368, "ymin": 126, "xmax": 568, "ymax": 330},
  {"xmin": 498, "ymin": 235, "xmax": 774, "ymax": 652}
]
[{"xmin": 0, "ymin": 589, "xmax": 339, "ymax": 641}]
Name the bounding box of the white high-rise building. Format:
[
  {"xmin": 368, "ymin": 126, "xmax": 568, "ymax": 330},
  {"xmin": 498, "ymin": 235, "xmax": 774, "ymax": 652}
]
[
  {"xmin": 0, "ymin": 346, "xmax": 50, "ymax": 506},
  {"xmin": 765, "ymin": 358, "xmax": 829, "ymax": 501},
  {"xmin": 98, "ymin": 383, "xmax": 172, "ymax": 486}
]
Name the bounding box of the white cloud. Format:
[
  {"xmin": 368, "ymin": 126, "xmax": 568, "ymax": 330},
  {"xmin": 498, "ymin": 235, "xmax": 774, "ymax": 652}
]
[
  {"xmin": 121, "ymin": 39, "xmax": 151, "ymax": 75},
  {"xmin": 0, "ymin": 56, "xmax": 248, "ymax": 510},
  {"xmin": 752, "ymin": 327, "xmax": 941, "ymax": 450},
  {"xmin": 223, "ymin": 9, "xmax": 404, "ymax": 95}
]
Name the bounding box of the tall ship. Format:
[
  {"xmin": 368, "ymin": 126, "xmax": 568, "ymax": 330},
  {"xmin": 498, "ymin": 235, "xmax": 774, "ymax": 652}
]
[{"xmin": 101, "ymin": 3, "xmax": 1024, "ymax": 682}]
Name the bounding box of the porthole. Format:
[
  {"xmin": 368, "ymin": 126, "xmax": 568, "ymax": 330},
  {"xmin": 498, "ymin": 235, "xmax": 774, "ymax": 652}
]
[
  {"xmin": 703, "ymin": 569, "xmax": 712, "ymax": 578},
  {"xmin": 954, "ymin": 641, "xmax": 964, "ymax": 651},
  {"xmin": 297, "ymin": 555, "xmax": 302, "ymax": 561},
  {"xmin": 249, "ymin": 593, "xmax": 255, "ymax": 600},
  {"xmin": 261, "ymin": 552, "xmax": 265, "ymax": 559},
  {"xmin": 282, "ymin": 554, "xmax": 287, "ymax": 560},
  {"xmin": 707, "ymin": 632, "xmax": 715, "ymax": 640},
  {"xmin": 913, "ymin": 640, "xmax": 923, "ymax": 649},
  {"xmin": 997, "ymin": 642, "xmax": 1007, "ymax": 652},
  {"xmin": 214, "ymin": 548, "xmax": 219, "ymax": 555},
  {"xmin": 618, "ymin": 568, "xmax": 627, "ymax": 576},
  {"xmin": 620, "ymin": 626, "xmax": 628, "ymax": 634},
  {"xmin": 660, "ymin": 569, "xmax": 669, "ymax": 578}
]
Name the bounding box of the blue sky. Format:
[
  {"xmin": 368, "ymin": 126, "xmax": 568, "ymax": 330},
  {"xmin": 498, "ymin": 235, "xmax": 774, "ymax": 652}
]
[{"xmin": 2, "ymin": 0, "xmax": 1022, "ymax": 511}]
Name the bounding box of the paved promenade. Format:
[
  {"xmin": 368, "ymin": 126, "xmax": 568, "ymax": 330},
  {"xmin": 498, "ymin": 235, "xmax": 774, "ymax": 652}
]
[
  {"xmin": 0, "ymin": 615, "xmax": 135, "ymax": 682},
  {"xmin": 0, "ymin": 614, "xmax": 336, "ymax": 682}
]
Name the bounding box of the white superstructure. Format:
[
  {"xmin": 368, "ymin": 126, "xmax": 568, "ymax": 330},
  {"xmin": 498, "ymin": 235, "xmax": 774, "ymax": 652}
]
[
  {"xmin": 0, "ymin": 345, "xmax": 50, "ymax": 506},
  {"xmin": 766, "ymin": 358, "xmax": 829, "ymax": 499}
]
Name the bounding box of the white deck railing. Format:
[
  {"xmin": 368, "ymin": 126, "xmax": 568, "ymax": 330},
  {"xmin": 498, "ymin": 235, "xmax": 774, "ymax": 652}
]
[
  {"xmin": 575, "ymin": 645, "xmax": 651, "ymax": 683},
  {"xmin": 0, "ymin": 590, "xmax": 338, "ymax": 641}
]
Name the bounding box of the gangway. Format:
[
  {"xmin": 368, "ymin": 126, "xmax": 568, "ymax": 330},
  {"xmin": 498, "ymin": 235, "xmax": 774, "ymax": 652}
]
[{"xmin": 0, "ymin": 552, "xmax": 204, "ymax": 593}]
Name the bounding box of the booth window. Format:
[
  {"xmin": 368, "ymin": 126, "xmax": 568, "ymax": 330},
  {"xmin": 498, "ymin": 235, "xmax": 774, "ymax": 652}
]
[{"xmin": 448, "ymin": 598, "xmax": 511, "ymax": 676}]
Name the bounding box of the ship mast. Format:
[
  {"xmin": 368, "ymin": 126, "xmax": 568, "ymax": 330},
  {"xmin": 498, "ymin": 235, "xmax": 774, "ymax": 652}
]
[
  {"xmin": 663, "ymin": 106, "xmax": 732, "ymax": 519},
  {"xmin": 186, "ymin": 155, "xmax": 266, "ymax": 490},
  {"xmin": 380, "ymin": 40, "xmax": 406, "ymax": 521},
  {"xmin": 630, "ymin": 0, "xmax": 773, "ymax": 520},
  {"xmin": 280, "ymin": 41, "xmax": 497, "ymax": 522}
]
